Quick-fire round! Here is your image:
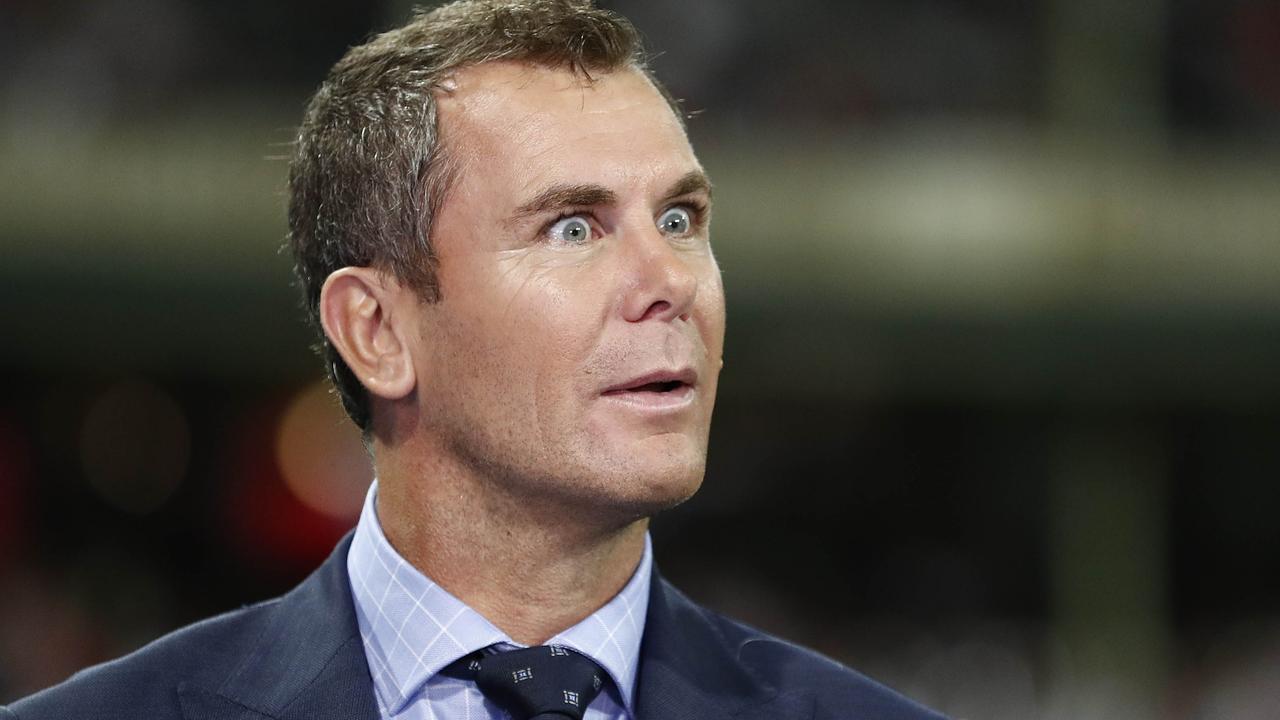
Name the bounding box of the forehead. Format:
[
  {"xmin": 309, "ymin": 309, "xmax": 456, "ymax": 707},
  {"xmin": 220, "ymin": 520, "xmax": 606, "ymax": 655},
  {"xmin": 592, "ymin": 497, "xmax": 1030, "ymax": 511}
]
[{"xmin": 437, "ymin": 62, "xmax": 699, "ymax": 195}]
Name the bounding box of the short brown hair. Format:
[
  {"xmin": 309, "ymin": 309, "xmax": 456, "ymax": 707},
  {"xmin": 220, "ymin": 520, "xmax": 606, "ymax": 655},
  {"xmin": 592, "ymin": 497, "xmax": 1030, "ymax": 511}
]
[{"xmin": 288, "ymin": 0, "xmax": 677, "ymax": 432}]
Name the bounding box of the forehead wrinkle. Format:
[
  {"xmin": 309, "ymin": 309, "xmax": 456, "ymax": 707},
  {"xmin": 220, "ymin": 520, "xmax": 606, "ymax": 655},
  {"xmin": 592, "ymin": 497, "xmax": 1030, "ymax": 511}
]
[{"xmin": 442, "ymin": 64, "xmax": 703, "ymax": 233}]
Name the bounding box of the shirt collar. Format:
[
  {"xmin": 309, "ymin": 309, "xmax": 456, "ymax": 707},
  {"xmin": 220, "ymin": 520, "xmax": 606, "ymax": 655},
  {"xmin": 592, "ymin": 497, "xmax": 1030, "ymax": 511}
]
[{"xmin": 347, "ymin": 480, "xmax": 652, "ymax": 715}]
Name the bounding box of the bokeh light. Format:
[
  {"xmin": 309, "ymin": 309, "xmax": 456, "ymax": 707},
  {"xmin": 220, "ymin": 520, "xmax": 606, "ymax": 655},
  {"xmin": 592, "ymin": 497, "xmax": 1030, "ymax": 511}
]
[
  {"xmin": 223, "ymin": 394, "xmax": 364, "ymax": 579},
  {"xmin": 78, "ymin": 379, "xmax": 189, "ymax": 515},
  {"xmin": 274, "ymin": 381, "xmax": 372, "ymax": 520}
]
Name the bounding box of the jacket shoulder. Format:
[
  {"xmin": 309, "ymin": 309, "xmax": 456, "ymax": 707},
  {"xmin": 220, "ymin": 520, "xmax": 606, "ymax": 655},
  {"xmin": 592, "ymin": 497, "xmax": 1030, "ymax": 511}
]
[
  {"xmin": 689, "ymin": 598, "xmax": 947, "ymax": 720},
  {"xmin": 7, "ymin": 598, "xmax": 282, "ymax": 720}
]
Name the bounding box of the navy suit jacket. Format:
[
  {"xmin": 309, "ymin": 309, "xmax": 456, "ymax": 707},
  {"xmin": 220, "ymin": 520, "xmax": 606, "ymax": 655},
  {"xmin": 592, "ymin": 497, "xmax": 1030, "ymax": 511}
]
[{"xmin": 4, "ymin": 535, "xmax": 945, "ymax": 720}]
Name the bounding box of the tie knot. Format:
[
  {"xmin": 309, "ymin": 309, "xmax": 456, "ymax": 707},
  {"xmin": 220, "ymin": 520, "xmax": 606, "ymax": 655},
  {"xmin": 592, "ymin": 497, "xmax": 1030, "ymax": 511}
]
[{"xmin": 444, "ymin": 645, "xmax": 608, "ymax": 720}]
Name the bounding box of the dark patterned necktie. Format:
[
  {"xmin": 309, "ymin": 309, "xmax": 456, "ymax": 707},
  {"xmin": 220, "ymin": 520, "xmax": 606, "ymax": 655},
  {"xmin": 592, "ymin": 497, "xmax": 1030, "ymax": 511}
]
[{"xmin": 443, "ymin": 644, "xmax": 608, "ymax": 720}]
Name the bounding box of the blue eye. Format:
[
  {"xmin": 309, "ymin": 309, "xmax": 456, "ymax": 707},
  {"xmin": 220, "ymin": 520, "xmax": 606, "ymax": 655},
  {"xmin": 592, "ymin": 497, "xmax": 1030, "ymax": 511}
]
[
  {"xmin": 658, "ymin": 207, "xmax": 692, "ymax": 236},
  {"xmin": 548, "ymin": 215, "xmax": 592, "ymax": 244}
]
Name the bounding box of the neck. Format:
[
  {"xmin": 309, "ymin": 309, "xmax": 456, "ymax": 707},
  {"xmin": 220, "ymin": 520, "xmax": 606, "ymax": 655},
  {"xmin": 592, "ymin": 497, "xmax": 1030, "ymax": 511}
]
[{"xmin": 372, "ymin": 444, "xmax": 648, "ymax": 645}]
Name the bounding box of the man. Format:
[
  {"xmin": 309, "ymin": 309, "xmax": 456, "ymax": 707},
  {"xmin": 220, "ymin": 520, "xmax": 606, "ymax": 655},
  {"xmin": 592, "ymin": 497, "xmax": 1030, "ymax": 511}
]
[{"xmin": 5, "ymin": 2, "xmax": 945, "ymax": 719}]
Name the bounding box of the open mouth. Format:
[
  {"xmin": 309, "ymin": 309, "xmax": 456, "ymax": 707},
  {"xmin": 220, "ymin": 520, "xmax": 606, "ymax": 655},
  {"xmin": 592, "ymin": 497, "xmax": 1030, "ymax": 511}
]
[
  {"xmin": 621, "ymin": 380, "xmax": 686, "ymax": 394},
  {"xmin": 601, "ymin": 370, "xmax": 697, "ymax": 406}
]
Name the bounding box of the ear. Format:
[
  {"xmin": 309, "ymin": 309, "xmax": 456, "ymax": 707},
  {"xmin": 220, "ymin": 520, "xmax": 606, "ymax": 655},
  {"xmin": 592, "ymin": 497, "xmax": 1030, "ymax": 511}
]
[{"xmin": 319, "ymin": 267, "xmax": 417, "ymax": 402}]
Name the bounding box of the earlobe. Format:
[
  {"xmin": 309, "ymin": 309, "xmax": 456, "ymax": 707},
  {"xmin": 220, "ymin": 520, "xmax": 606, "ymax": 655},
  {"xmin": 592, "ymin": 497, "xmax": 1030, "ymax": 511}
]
[{"xmin": 319, "ymin": 268, "xmax": 417, "ymax": 402}]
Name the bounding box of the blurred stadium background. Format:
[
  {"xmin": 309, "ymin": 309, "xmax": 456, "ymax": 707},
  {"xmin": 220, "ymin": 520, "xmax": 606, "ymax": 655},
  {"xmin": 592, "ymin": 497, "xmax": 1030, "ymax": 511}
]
[{"xmin": 2, "ymin": 0, "xmax": 1279, "ymax": 717}]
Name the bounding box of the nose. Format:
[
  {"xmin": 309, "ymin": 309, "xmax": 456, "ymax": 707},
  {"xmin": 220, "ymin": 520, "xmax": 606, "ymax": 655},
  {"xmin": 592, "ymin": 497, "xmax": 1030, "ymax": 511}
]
[{"xmin": 619, "ymin": 223, "xmax": 699, "ymax": 324}]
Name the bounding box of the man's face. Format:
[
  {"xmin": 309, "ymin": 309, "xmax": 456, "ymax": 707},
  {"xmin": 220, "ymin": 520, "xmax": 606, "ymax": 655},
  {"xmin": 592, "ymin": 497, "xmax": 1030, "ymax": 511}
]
[{"xmin": 409, "ymin": 62, "xmax": 725, "ymax": 520}]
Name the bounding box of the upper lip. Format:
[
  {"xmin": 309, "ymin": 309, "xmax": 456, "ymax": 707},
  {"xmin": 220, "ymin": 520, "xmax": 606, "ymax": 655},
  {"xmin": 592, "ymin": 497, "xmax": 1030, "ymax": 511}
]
[{"xmin": 602, "ymin": 367, "xmax": 698, "ymax": 394}]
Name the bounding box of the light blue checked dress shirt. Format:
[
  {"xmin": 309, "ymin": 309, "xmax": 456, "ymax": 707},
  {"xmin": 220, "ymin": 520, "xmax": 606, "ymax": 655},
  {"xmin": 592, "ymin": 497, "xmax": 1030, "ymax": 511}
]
[{"xmin": 347, "ymin": 481, "xmax": 651, "ymax": 720}]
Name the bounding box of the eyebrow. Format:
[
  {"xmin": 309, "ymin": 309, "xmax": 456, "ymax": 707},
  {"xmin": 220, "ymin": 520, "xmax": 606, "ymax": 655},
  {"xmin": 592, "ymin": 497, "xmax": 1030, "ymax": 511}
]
[
  {"xmin": 662, "ymin": 170, "xmax": 714, "ymax": 204},
  {"xmin": 514, "ymin": 184, "xmax": 617, "ymax": 219},
  {"xmin": 512, "ymin": 170, "xmax": 714, "ymax": 221}
]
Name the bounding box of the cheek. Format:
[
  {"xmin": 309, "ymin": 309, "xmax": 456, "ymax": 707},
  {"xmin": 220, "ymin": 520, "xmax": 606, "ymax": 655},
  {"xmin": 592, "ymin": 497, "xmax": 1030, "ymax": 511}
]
[
  {"xmin": 696, "ymin": 266, "xmax": 727, "ymax": 351},
  {"xmin": 504, "ymin": 268, "xmax": 611, "ymax": 411}
]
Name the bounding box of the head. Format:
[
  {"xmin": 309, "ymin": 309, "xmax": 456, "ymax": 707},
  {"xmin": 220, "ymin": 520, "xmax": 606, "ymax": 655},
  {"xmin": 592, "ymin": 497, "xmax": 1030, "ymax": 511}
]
[
  {"xmin": 288, "ymin": 0, "xmax": 725, "ymax": 520},
  {"xmin": 289, "ymin": 0, "xmax": 681, "ymax": 431}
]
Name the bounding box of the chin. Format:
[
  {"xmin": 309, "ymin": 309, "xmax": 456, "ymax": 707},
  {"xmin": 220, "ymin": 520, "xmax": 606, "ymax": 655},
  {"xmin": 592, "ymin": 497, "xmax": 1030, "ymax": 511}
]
[{"xmin": 597, "ymin": 448, "xmax": 707, "ymax": 517}]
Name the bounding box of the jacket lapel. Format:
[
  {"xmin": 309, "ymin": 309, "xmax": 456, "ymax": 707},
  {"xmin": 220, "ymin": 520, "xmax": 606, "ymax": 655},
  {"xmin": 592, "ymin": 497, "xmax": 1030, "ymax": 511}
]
[
  {"xmin": 173, "ymin": 538, "xmax": 806, "ymax": 720},
  {"xmin": 636, "ymin": 574, "xmax": 794, "ymax": 720},
  {"xmin": 178, "ymin": 534, "xmax": 379, "ymax": 720}
]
